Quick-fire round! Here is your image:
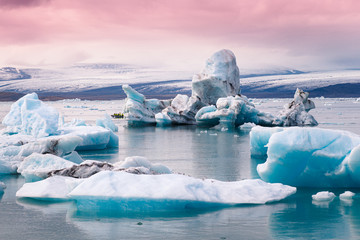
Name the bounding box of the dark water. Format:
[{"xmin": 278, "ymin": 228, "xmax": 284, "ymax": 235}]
[{"xmin": 0, "ymin": 98, "xmax": 359, "ymax": 239}]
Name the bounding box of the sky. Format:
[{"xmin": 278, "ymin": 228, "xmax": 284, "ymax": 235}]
[{"xmin": 1, "ymin": 0, "xmax": 360, "ymax": 72}]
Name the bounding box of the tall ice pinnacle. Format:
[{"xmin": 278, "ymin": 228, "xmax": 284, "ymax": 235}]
[{"xmin": 192, "ymin": 49, "xmax": 240, "ymax": 105}]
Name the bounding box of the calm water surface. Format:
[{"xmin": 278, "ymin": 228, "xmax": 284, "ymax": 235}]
[{"xmin": 0, "ymin": 98, "xmax": 359, "ymax": 239}]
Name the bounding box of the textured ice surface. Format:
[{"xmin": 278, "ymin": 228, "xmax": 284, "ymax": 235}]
[
  {"xmin": 0, "ymin": 134, "xmax": 82, "ymax": 174},
  {"xmin": 17, "ymin": 153, "xmax": 77, "ymax": 182},
  {"xmin": 257, "ymin": 127, "xmax": 360, "ymax": 187},
  {"xmin": 278, "ymin": 88, "xmax": 318, "ymax": 126},
  {"xmin": 113, "ymin": 156, "xmax": 172, "ymax": 174},
  {"xmin": 2, "ymin": 93, "xmax": 59, "ymax": 137},
  {"xmin": 16, "ymin": 176, "xmax": 83, "ymax": 201},
  {"xmin": 250, "ymin": 126, "xmax": 284, "ymax": 157},
  {"xmin": 192, "ymin": 49, "xmax": 240, "ymax": 105},
  {"xmin": 122, "ymin": 84, "xmax": 170, "ymax": 126},
  {"xmin": 312, "ymin": 191, "xmax": 336, "ymax": 201},
  {"xmin": 59, "ymin": 126, "xmax": 117, "ymax": 150}
]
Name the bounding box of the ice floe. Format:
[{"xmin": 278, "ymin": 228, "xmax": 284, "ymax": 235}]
[
  {"xmin": 339, "ymin": 191, "xmax": 355, "ymax": 200},
  {"xmin": 255, "ymin": 127, "xmax": 360, "ymax": 187},
  {"xmin": 17, "ymin": 171, "xmax": 296, "ymax": 209},
  {"xmin": 312, "ymin": 191, "xmax": 336, "ymax": 202}
]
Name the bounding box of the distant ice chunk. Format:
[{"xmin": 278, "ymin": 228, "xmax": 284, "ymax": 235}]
[
  {"xmin": 257, "ymin": 127, "xmax": 360, "ymax": 187},
  {"xmin": 122, "ymin": 85, "xmax": 171, "ymax": 126},
  {"xmin": 2, "ymin": 93, "xmax": 59, "ymax": 137},
  {"xmin": 339, "ymin": 191, "xmax": 355, "ymax": 200},
  {"xmin": 68, "ymin": 171, "xmax": 295, "ymax": 211},
  {"xmin": 17, "ymin": 153, "xmax": 76, "ymax": 182},
  {"xmin": 0, "ymin": 182, "xmax": 5, "ymax": 193},
  {"xmin": 278, "ymin": 88, "xmax": 318, "ymax": 126},
  {"xmin": 192, "ymin": 49, "xmax": 240, "ymax": 105},
  {"xmin": 312, "ymin": 191, "xmax": 336, "ymax": 202},
  {"xmin": 16, "ymin": 176, "xmax": 83, "ymax": 201}
]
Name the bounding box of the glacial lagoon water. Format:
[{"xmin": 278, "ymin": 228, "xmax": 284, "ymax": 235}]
[{"xmin": 0, "ymin": 98, "xmax": 359, "ymax": 239}]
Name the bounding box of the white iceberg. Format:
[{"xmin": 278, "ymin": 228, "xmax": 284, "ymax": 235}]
[
  {"xmin": 17, "ymin": 153, "xmax": 77, "ymax": 181},
  {"xmin": 16, "ymin": 176, "xmax": 83, "ymax": 201},
  {"xmin": 312, "ymin": 191, "xmax": 336, "ymax": 202},
  {"xmin": 122, "ymin": 84, "xmax": 170, "ymax": 126},
  {"xmin": 113, "ymin": 156, "xmax": 172, "ymax": 174},
  {"xmin": 2, "ymin": 93, "xmax": 59, "ymax": 137},
  {"xmin": 67, "ymin": 171, "xmax": 295, "ymax": 211},
  {"xmin": 192, "ymin": 49, "xmax": 240, "ymax": 105},
  {"xmin": 257, "ymin": 127, "xmax": 360, "ymax": 187},
  {"xmin": 339, "ymin": 191, "xmax": 355, "ymax": 200}
]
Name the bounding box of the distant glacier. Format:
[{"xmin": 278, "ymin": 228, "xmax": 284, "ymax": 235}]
[{"xmin": 1, "ymin": 64, "xmax": 360, "ymax": 100}]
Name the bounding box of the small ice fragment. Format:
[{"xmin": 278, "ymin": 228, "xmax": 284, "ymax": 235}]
[
  {"xmin": 312, "ymin": 191, "xmax": 336, "ymax": 201},
  {"xmin": 339, "ymin": 191, "xmax": 355, "ymax": 200}
]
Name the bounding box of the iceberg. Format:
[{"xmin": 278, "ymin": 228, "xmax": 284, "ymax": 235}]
[
  {"xmin": 68, "ymin": 172, "xmax": 295, "ymax": 211},
  {"xmin": 122, "ymin": 50, "xmax": 318, "ymax": 127},
  {"xmin": 2, "ymin": 93, "xmax": 59, "ymax": 137},
  {"xmin": 96, "ymin": 114, "xmax": 118, "ymax": 132},
  {"xmin": 17, "ymin": 153, "xmax": 77, "ymax": 182},
  {"xmin": 122, "ymin": 84, "xmax": 170, "ymax": 126},
  {"xmin": 257, "ymin": 127, "xmax": 360, "ymax": 187},
  {"xmin": 250, "ymin": 126, "xmax": 284, "ymax": 157},
  {"xmin": 312, "ymin": 191, "xmax": 336, "ymax": 202},
  {"xmin": 339, "ymin": 191, "xmax": 355, "ymax": 200},
  {"xmin": 192, "ymin": 49, "xmax": 240, "ymax": 105}
]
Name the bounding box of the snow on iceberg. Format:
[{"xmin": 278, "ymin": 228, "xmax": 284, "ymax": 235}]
[
  {"xmin": 68, "ymin": 171, "xmax": 295, "ymax": 211},
  {"xmin": 16, "ymin": 176, "xmax": 83, "ymax": 201},
  {"xmin": 2, "ymin": 93, "xmax": 59, "ymax": 137},
  {"xmin": 17, "ymin": 153, "xmax": 77, "ymax": 182},
  {"xmin": 257, "ymin": 127, "xmax": 360, "ymax": 187}
]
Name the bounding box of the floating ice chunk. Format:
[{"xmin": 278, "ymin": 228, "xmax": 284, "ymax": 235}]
[
  {"xmin": 250, "ymin": 126, "xmax": 284, "ymax": 157},
  {"xmin": 16, "ymin": 176, "xmax": 84, "ymax": 201},
  {"xmin": 339, "ymin": 191, "xmax": 355, "ymax": 200},
  {"xmin": 192, "ymin": 49, "xmax": 240, "ymax": 105},
  {"xmin": 60, "ymin": 126, "xmax": 117, "ymax": 150},
  {"xmin": 62, "ymin": 151, "xmax": 84, "ymax": 164},
  {"xmin": 2, "ymin": 93, "xmax": 59, "ymax": 137},
  {"xmin": 68, "ymin": 171, "xmax": 295, "ymax": 211},
  {"xmin": 122, "ymin": 85, "xmax": 170, "ymax": 126},
  {"xmin": 96, "ymin": 114, "xmax": 118, "ymax": 132},
  {"xmin": 257, "ymin": 128, "xmax": 360, "ymax": 187},
  {"xmin": 114, "ymin": 156, "xmax": 172, "ymax": 174},
  {"xmin": 312, "ymin": 191, "xmax": 336, "ymax": 201},
  {"xmin": 17, "ymin": 153, "xmax": 76, "ymax": 182},
  {"xmin": 278, "ymin": 88, "xmax": 318, "ymax": 126}
]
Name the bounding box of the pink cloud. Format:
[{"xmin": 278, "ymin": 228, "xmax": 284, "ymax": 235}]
[{"xmin": 1, "ymin": 0, "xmax": 360, "ymax": 69}]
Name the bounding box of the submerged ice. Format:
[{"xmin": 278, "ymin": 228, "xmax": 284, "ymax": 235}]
[
  {"xmin": 253, "ymin": 127, "xmax": 360, "ymax": 187},
  {"xmin": 122, "ymin": 49, "xmax": 318, "ymax": 128}
]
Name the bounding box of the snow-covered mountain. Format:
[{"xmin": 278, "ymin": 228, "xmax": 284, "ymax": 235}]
[{"xmin": 0, "ymin": 64, "xmax": 359, "ymax": 100}]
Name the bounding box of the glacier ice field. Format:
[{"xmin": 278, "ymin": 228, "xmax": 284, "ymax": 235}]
[{"xmin": 0, "ymin": 97, "xmax": 360, "ymax": 239}]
